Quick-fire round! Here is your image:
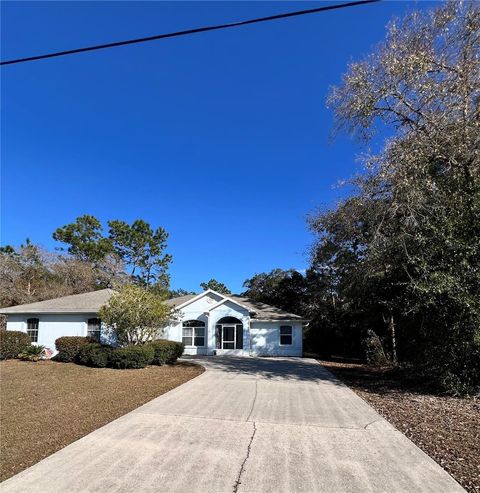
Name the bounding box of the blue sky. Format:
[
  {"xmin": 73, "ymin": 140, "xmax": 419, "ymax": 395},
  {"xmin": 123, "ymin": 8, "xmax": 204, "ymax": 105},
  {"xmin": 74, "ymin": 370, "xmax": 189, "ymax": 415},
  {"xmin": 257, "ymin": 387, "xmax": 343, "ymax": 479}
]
[{"xmin": 1, "ymin": 1, "xmax": 436, "ymax": 293}]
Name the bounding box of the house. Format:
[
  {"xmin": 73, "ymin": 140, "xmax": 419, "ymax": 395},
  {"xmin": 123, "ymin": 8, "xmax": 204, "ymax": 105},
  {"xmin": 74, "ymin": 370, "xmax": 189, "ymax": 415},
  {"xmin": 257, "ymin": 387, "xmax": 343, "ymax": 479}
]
[{"xmin": 0, "ymin": 289, "xmax": 307, "ymax": 357}]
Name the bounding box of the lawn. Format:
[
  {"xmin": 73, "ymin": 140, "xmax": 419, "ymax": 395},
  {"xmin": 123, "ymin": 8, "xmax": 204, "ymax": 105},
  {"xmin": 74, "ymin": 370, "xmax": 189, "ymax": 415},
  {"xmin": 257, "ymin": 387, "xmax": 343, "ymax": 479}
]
[
  {"xmin": 0, "ymin": 359, "xmax": 203, "ymax": 481},
  {"xmin": 321, "ymin": 359, "xmax": 480, "ymax": 493}
]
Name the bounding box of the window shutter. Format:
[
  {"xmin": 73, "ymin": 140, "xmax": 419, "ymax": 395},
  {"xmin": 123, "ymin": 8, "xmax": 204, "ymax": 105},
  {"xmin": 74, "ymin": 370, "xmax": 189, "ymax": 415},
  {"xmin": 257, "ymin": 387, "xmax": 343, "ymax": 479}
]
[
  {"xmin": 215, "ymin": 325, "xmax": 222, "ymax": 349},
  {"xmin": 235, "ymin": 324, "xmax": 243, "ymax": 349}
]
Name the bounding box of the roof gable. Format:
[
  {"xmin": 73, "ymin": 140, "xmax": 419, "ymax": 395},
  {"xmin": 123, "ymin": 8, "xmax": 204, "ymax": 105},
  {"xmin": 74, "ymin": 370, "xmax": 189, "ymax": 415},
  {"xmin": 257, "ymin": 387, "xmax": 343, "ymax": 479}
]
[
  {"xmin": 168, "ymin": 289, "xmax": 227, "ymax": 310},
  {"xmin": 166, "ymin": 292, "xmax": 306, "ymax": 322},
  {"xmin": 206, "ymin": 296, "xmax": 253, "ymax": 314}
]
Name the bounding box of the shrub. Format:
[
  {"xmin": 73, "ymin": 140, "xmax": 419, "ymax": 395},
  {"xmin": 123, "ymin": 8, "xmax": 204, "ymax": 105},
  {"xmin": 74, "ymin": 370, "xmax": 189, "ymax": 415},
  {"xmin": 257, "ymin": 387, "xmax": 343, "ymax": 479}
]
[
  {"xmin": 76, "ymin": 343, "xmax": 113, "ymax": 368},
  {"xmin": 98, "ymin": 285, "xmax": 171, "ymax": 346},
  {"xmin": 0, "ymin": 330, "xmax": 31, "ymax": 360},
  {"xmin": 18, "ymin": 345, "xmax": 46, "ymax": 362},
  {"xmin": 149, "ymin": 339, "xmax": 184, "ymax": 365},
  {"xmin": 54, "ymin": 336, "xmax": 96, "ymax": 362},
  {"xmin": 109, "ymin": 345, "xmax": 154, "ymax": 369},
  {"xmin": 362, "ymin": 330, "xmax": 389, "ymax": 366}
]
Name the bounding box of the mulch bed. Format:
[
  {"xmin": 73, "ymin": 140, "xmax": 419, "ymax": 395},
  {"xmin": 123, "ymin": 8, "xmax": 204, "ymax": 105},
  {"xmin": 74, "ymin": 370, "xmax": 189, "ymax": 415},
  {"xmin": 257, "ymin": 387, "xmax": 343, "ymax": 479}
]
[
  {"xmin": 0, "ymin": 360, "xmax": 204, "ymax": 481},
  {"xmin": 320, "ymin": 359, "xmax": 480, "ymax": 493}
]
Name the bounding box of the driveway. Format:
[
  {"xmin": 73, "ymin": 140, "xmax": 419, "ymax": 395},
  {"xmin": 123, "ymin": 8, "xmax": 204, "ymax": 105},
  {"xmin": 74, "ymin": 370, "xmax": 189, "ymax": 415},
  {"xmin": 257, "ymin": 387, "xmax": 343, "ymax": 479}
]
[{"xmin": 2, "ymin": 357, "xmax": 463, "ymax": 493}]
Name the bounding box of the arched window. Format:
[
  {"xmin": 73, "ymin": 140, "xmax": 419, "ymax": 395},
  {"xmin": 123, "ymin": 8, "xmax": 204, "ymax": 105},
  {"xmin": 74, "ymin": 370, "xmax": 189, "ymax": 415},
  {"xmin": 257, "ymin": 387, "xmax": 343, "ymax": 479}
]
[
  {"xmin": 182, "ymin": 320, "xmax": 205, "ymax": 347},
  {"xmin": 26, "ymin": 318, "xmax": 39, "ymax": 343},
  {"xmin": 87, "ymin": 318, "xmax": 102, "ymax": 342}
]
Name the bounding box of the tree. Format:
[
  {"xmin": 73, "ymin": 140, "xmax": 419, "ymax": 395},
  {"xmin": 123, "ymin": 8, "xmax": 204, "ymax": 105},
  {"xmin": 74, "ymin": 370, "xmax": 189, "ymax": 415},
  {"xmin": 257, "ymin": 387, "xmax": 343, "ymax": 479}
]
[
  {"xmin": 53, "ymin": 215, "xmax": 172, "ymax": 289},
  {"xmin": 242, "ymin": 269, "xmax": 308, "ymax": 315},
  {"xmin": 0, "ymin": 241, "xmax": 126, "ymax": 307},
  {"xmin": 169, "ymin": 288, "xmax": 196, "ymax": 298},
  {"xmin": 242, "ymin": 268, "xmax": 342, "ymax": 356},
  {"xmin": 50, "ymin": 255, "xmax": 128, "ymax": 293},
  {"xmin": 309, "ymin": 1, "xmax": 480, "ymax": 392},
  {"xmin": 53, "ymin": 215, "xmax": 112, "ymax": 264},
  {"xmin": 200, "ymin": 279, "xmax": 231, "ymax": 295},
  {"xmin": 0, "ymin": 240, "xmax": 51, "ymax": 306},
  {"xmin": 99, "ymin": 285, "xmax": 172, "ymax": 346},
  {"xmin": 108, "ymin": 219, "xmax": 172, "ymax": 287}
]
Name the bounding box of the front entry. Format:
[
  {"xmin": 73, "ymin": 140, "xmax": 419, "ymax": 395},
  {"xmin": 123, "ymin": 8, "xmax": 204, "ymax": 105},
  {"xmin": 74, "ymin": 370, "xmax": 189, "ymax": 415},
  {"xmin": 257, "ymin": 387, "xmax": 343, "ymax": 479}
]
[{"xmin": 215, "ymin": 317, "xmax": 243, "ymax": 355}]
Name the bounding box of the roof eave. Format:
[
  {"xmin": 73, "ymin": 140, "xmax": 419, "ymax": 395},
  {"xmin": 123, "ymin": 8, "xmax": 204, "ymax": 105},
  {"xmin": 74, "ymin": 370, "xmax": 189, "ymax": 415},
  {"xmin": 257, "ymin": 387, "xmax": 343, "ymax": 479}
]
[
  {"xmin": 250, "ymin": 318, "xmax": 309, "ymax": 323},
  {"xmin": 174, "ymin": 289, "xmax": 227, "ymax": 310},
  {"xmin": 0, "ymin": 309, "xmax": 101, "ymax": 315}
]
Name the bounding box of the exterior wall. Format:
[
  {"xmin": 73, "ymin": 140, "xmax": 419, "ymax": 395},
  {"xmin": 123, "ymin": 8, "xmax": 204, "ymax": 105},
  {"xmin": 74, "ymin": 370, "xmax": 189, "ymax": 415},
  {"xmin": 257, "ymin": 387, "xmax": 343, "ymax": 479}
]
[
  {"xmin": 164, "ymin": 321, "xmax": 208, "ymax": 356},
  {"xmin": 208, "ymin": 300, "xmax": 250, "ymax": 356},
  {"xmin": 6, "ymin": 313, "xmax": 105, "ymax": 355},
  {"xmin": 5, "ymin": 292, "xmax": 304, "ymax": 358},
  {"xmin": 164, "ymin": 296, "xmax": 250, "ymax": 356},
  {"xmin": 163, "ymin": 293, "xmax": 223, "ymax": 355},
  {"xmin": 249, "ymin": 321, "xmax": 303, "ymax": 357},
  {"xmin": 163, "ymin": 294, "xmax": 303, "ymax": 357}
]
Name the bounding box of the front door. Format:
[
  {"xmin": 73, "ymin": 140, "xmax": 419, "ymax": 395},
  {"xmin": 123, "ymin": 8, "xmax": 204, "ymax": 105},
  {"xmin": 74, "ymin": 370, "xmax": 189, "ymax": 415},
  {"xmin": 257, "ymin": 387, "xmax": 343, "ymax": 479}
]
[
  {"xmin": 222, "ymin": 326, "xmax": 236, "ymax": 349},
  {"xmin": 215, "ymin": 322, "xmax": 244, "ymax": 355}
]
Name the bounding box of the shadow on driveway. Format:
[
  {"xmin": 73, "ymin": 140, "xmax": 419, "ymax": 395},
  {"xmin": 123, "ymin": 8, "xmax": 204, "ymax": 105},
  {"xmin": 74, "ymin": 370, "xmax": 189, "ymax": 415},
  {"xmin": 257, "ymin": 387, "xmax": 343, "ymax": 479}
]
[{"xmin": 182, "ymin": 355, "xmax": 345, "ymax": 386}]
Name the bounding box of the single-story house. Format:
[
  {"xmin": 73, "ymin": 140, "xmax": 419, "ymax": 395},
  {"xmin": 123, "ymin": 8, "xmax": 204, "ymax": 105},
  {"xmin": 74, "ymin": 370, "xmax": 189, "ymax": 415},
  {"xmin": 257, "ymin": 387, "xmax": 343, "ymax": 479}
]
[{"xmin": 0, "ymin": 288, "xmax": 307, "ymax": 357}]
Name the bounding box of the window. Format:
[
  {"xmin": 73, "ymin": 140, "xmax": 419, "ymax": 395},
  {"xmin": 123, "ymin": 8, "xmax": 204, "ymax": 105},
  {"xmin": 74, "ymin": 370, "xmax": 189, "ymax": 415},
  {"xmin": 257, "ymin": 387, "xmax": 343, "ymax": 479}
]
[
  {"xmin": 280, "ymin": 326, "xmax": 293, "ymax": 345},
  {"xmin": 26, "ymin": 318, "xmax": 39, "ymax": 343},
  {"xmin": 87, "ymin": 318, "xmax": 102, "ymax": 342},
  {"xmin": 182, "ymin": 320, "xmax": 206, "ymax": 347}
]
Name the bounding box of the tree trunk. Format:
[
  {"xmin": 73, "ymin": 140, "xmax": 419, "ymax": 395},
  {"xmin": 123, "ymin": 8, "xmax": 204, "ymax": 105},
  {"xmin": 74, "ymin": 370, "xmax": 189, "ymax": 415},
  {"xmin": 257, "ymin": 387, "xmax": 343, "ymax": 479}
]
[{"xmin": 389, "ymin": 314, "xmax": 397, "ymax": 364}]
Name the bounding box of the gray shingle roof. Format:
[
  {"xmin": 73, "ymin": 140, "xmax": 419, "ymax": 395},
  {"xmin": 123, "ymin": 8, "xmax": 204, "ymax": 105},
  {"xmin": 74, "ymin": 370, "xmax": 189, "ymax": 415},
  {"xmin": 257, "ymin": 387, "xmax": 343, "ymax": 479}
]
[
  {"xmin": 1, "ymin": 289, "xmax": 306, "ymax": 321},
  {"xmin": 165, "ymin": 294, "xmax": 197, "ymax": 307},
  {"xmin": 0, "ymin": 289, "xmax": 114, "ymax": 314},
  {"xmin": 167, "ymin": 294, "xmax": 306, "ymax": 321}
]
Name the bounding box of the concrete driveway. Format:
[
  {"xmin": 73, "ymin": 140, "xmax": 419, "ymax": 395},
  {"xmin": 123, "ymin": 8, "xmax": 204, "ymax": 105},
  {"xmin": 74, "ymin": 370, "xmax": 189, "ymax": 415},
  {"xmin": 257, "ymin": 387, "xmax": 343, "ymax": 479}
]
[{"xmin": 2, "ymin": 357, "xmax": 463, "ymax": 493}]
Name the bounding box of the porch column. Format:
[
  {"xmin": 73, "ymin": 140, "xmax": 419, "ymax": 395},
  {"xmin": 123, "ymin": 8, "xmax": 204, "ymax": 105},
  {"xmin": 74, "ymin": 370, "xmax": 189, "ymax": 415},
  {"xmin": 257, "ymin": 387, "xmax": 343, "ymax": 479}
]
[
  {"xmin": 205, "ymin": 311, "xmax": 215, "ymax": 355},
  {"xmin": 243, "ymin": 315, "xmax": 251, "ymax": 355}
]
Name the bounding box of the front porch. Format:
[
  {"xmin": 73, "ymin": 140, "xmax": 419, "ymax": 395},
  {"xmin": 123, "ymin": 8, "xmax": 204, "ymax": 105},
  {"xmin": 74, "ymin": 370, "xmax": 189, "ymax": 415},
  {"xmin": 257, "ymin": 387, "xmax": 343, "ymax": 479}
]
[
  {"xmin": 214, "ymin": 316, "xmax": 244, "ymax": 356},
  {"xmin": 182, "ymin": 315, "xmax": 249, "ymax": 357}
]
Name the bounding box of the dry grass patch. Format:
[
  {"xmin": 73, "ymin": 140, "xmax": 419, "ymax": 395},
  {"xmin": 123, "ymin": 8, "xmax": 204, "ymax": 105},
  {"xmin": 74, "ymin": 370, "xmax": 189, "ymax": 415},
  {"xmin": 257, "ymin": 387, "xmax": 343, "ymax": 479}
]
[
  {"xmin": 321, "ymin": 359, "xmax": 480, "ymax": 493},
  {"xmin": 0, "ymin": 359, "xmax": 203, "ymax": 481}
]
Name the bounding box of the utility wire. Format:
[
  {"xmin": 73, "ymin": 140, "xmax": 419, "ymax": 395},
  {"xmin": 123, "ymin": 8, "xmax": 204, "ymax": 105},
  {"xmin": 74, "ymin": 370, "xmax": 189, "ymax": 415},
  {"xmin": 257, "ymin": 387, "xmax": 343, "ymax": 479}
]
[{"xmin": 1, "ymin": 0, "xmax": 380, "ymax": 66}]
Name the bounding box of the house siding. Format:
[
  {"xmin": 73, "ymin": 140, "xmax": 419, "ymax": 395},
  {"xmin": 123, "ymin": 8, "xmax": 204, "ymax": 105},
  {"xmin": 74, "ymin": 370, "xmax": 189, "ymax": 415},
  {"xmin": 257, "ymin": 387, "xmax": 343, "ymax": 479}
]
[
  {"xmin": 249, "ymin": 322, "xmax": 303, "ymax": 357},
  {"xmin": 164, "ymin": 297, "xmax": 303, "ymax": 357},
  {"xmin": 5, "ymin": 313, "xmax": 105, "ymax": 355},
  {"xmin": 4, "ymin": 291, "xmax": 305, "ymax": 358}
]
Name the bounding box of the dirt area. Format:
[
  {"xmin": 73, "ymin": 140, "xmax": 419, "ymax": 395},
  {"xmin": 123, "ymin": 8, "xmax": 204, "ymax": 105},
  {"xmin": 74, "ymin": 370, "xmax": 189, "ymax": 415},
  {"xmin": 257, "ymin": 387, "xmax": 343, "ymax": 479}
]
[
  {"xmin": 0, "ymin": 359, "xmax": 203, "ymax": 481},
  {"xmin": 320, "ymin": 359, "xmax": 480, "ymax": 493}
]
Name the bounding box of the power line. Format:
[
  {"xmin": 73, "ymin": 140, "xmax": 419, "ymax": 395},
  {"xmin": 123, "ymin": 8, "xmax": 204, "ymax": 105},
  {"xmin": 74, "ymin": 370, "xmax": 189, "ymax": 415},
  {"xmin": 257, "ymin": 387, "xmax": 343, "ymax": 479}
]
[{"xmin": 1, "ymin": 0, "xmax": 381, "ymax": 66}]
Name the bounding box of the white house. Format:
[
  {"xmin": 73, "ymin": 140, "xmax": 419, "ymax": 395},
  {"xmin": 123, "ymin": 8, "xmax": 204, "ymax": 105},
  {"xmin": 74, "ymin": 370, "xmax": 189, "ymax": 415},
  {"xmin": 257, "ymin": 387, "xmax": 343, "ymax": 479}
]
[{"xmin": 1, "ymin": 289, "xmax": 307, "ymax": 357}]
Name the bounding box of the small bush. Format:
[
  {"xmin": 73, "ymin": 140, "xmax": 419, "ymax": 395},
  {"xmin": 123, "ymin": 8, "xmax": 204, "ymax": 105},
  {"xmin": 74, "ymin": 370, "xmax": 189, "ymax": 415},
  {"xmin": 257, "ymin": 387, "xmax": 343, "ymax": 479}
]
[
  {"xmin": 0, "ymin": 330, "xmax": 31, "ymax": 360},
  {"xmin": 149, "ymin": 339, "xmax": 184, "ymax": 365},
  {"xmin": 109, "ymin": 345, "xmax": 154, "ymax": 369},
  {"xmin": 76, "ymin": 343, "xmax": 113, "ymax": 368},
  {"xmin": 18, "ymin": 345, "xmax": 46, "ymax": 362},
  {"xmin": 363, "ymin": 329, "xmax": 389, "ymax": 366},
  {"xmin": 55, "ymin": 336, "xmax": 96, "ymax": 362}
]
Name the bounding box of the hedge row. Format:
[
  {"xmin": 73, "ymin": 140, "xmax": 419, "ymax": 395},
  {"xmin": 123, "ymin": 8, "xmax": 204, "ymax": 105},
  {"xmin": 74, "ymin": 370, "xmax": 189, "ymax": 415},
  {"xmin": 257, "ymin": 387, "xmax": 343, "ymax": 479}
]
[
  {"xmin": 0, "ymin": 330, "xmax": 31, "ymax": 360},
  {"xmin": 53, "ymin": 337, "xmax": 184, "ymax": 369},
  {"xmin": 54, "ymin": 336, "xmax": 96, "ymax": 362},
  {"xmin": 150, "ymin": 339, "xmax": 185, "ymax": 365}
]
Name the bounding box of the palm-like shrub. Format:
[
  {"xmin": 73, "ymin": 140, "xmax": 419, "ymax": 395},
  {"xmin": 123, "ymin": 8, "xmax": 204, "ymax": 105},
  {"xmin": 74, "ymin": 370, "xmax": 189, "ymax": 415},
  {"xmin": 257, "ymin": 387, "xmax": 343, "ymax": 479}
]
[{"xmin": 18, "ymin": 345, "xmax": 46, "ymax": 362}]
